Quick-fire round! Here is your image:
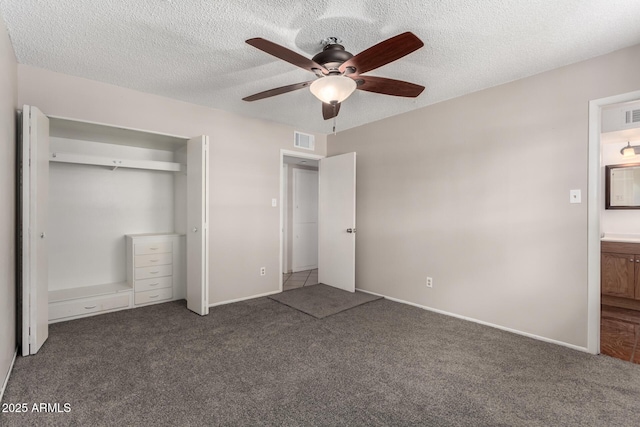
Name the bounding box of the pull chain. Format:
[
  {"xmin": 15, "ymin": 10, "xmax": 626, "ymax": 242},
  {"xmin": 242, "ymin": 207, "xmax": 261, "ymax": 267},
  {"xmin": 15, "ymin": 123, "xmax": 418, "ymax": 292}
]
[{"xmin": 332, "ymin": 103, "xmax": 337, "ymax": 135}]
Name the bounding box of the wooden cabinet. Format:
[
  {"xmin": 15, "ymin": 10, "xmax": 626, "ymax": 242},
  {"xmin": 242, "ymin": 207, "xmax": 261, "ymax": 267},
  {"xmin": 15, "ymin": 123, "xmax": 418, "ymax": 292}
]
[
  {"xmin": 601, "ymin": 241, "xmax": 640, "ymax": 299},
  {"xmin": 126, "ymin": 233, "xmax": 185, "ymax": 307}
]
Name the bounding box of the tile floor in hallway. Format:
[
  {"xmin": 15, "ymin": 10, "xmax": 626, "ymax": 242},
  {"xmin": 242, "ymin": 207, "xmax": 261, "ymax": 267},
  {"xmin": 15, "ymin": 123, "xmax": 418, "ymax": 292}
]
[{"xmin": 283, "ymin": 269, "xmax": 318, "ymax": 291}]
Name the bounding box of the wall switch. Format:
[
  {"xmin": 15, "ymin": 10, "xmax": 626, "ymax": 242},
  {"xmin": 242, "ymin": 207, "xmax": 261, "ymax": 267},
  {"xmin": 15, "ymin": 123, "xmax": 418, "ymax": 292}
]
[
  {"xmin": 570, "ymin": 189, "xmax": 581, "ymax": 204},
  {"xmin": 272, "ymin": 198, "xmax": 277, "ymax": 207},
  {"xmin": 426, "ymin": 277, "xmax": 433, "ymax": 288},
  {"xmin": 260, "ymin": 267, "xmax": 266, "ymax": 276}
]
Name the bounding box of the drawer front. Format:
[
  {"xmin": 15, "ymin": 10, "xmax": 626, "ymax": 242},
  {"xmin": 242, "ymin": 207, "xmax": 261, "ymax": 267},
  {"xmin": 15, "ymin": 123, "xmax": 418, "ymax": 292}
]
[
  {"xmin": 134, "ymin": 276, "xmax": 172, "ymax": 292},
  {"xmin": 49, "ymin": 293, "xmax": 131, "ymax": 321},
  {"xmin": 134, "ymin": 287, "xmax": 172, "ymax": 305},
  {"xmin": 135, "ymin": 264, "xmax": 173, "ymax": 280},
  {"xmin": 135, "ymin": 253, "xmax": 172, "ymax": 268},
  {"xmin": 135, "ymin": 241, "xmax": 173, "ymax": 256}
]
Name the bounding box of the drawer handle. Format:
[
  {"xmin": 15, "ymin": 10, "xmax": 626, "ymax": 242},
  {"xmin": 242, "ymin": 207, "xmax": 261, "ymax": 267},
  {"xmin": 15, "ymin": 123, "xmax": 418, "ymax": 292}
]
[
  {"xmin": 149, "ymin": 295, "xmax": 159, "ymax": 299},
  {"xmin": 149, "ymin": 283, "xmax": 159, "ymax": 286},
  {"xmin": 149, "ymin": 271, "xmax": 159, "ymax": 274},
  {"xmin": 149, "ymin": 259, "xmax": 159, "ymax": 263},
  {"xmin": 149, "ymin": 247, "xmax": 159, "ymax": 250},
  {"xmin": 84, "ymin": 305, "xmax": 97, "ymax": 309}
]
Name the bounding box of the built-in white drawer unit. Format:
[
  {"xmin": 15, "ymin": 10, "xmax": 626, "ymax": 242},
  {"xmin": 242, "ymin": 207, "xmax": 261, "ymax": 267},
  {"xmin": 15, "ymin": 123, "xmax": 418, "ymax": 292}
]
[
  {"xmin": 49, "ymin": 292, "xmax": 131, "ymax": 322},
  {"xmin": 134, "ymin": 287, "xmax": 173, "ymax": 305},
  {"xmin": 126, "ymin": 233, "xmax": 185, "ymax": 306},
  {"xmin": 135, "ymin": 241, "xmax": 173, "ymax": 256},
  {"xmin": 135, "ymin": 264, "xmax": 173, "ymax": 280},
  {"xmin": 134, "ymin": 276, "xmax": 173, "ymax": 292}
]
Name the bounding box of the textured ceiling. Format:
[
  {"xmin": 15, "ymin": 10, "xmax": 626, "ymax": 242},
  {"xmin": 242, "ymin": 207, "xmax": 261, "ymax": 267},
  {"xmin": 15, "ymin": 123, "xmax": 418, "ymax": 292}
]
[{"xmin": 1, "ymin": 0, "xmax": 640, "ymax": 134}]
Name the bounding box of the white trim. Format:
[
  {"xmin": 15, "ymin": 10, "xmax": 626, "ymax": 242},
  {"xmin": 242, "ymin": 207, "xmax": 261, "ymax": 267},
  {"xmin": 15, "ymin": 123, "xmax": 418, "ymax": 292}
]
[
  {"xmin": 279, "ymin": 149, "xmax": 325, "ymax": 293},
  {"xmin": 587, "ymin": 89, "xmax": 640, "ymax": 355},
  {"xmin": 356, "ymin": 288, "xmax": 590, "ymax": 354},
  {"xmin": 208, "ymin": 290, "xmax": 282, "ymax": 308},
  {"xmin": 1, "ymin": 348, "xmax": 18, "ymax": 402},
  {"xmin": 282, "ymin": 163, "xmax": 288, "ymax": 275}
]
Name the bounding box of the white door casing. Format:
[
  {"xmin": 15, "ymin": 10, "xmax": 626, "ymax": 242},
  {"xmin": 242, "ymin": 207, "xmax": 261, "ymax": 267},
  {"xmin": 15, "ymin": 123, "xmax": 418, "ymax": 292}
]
[
  {"xmin": 186, "ymin": 135, "xmax": 209, "ymax": 315},
  {"xmin": 21, "ymin": 105, "xmax": 49, "ymax": 356},
  {"xmin": 318, "ymin": 152, "xmax": 356, "ymax": 292},
  {"xmin": 292, "ymin": 168, "xmax": 318, "ymax": 272}
]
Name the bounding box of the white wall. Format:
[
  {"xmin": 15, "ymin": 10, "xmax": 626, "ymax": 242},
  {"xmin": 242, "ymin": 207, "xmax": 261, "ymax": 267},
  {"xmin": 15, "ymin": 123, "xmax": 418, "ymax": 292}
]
[
  {"xmin": 0, "ymin": 15, "xmax": 17, "ymax": 395},
  {"xmin": 328, "ymin": 43, "xmax": 640, "ymax": 349},
  {"xmin": 17, "ymin": 65, "xmax": 327, "ymax": 304}
]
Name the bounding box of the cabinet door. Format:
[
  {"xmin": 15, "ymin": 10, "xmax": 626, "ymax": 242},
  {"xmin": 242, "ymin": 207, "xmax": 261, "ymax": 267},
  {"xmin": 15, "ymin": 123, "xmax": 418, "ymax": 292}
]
[{"xmin": 601, "ymin": 252, "xmax": 635, "ymax": 298}]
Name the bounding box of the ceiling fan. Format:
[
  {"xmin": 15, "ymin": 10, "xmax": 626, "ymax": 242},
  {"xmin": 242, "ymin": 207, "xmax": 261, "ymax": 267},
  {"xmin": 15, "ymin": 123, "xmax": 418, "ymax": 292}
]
[{"xmin": 242, "ymin": 32, "xmax": 425, "ymax": 121}]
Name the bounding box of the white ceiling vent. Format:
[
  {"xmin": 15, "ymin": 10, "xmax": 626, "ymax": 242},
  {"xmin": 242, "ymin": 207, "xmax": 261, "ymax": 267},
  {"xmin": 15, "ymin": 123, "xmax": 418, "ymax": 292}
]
[
  {"xmin": 625, "ymin": 109, "xmax": 640, "ymax": 124},
  {"xmin": 294, "ymin": 131, "xmax": 315, "ymax": 151}
]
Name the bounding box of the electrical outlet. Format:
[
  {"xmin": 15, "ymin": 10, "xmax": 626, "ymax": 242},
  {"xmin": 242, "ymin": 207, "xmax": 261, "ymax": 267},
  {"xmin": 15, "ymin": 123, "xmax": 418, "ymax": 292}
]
[
  {"xmin": 426, "ymin": 277, "xmax": 433, "ymax": 288},
  {"xmin": 260, "ymin": 267, "xmax": 266, "ymax": 276}
]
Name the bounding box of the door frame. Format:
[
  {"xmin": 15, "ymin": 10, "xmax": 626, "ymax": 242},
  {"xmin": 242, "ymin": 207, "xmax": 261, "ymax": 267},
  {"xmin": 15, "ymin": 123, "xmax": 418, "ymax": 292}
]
[
  {"xmin": 587, "ymin": 89, "xmax": 640, "ymax": 354},
  {"xmin": 282, "ymin": 163, "xmax": 288, "ymax": 275},
  {"xmin": 279, "ymin": 149, "xmax": 324, "ymax": 291}
]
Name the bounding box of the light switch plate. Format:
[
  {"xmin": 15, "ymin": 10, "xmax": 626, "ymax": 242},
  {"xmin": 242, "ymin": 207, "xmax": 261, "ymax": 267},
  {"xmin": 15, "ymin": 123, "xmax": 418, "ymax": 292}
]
[
  {"xmin": 570, "ymin": 189, "xmax": 581, "ymax": 204},
  {"xmin": 271, "ymin": 198, "xmax": 277, "ymax": 207}
]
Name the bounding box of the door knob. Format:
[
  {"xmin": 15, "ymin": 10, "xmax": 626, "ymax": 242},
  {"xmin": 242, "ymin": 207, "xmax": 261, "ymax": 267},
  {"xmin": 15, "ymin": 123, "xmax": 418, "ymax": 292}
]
[
  {"xmin": 346, "ymin": 228, "xmax": 356, "ymax": 234},
  {"xmin": 40, "ymin": 232, "xmax": 46, "ymax": 239},
  {"xmin": 192, "ymin": 227, "xmax": 198, "ymax": 233}
]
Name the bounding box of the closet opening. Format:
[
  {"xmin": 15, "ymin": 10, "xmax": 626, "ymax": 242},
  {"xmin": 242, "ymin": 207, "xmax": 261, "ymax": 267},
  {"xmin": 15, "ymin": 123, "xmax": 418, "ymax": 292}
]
[{"xmin": 20, "ymin": 106, "xmax": 209, "ymax": 356}]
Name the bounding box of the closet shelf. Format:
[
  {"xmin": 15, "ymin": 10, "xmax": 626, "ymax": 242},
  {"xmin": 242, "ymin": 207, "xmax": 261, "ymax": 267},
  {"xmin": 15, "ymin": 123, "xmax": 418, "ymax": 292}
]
[
  {"xmin": 50, "ymin": 152, "xmax": 183, "ymax": 172},
  {"xmin": 49, "ymin": 282, "xmax": 132, "ymax": 303}
]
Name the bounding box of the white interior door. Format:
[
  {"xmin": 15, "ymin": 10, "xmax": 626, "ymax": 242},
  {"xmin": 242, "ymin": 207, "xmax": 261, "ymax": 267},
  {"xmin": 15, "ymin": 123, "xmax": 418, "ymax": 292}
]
[
  {"xmin": 186, "ymin": 136, "xmax": 209, "ymax": 315},
  {"xmin": 21, "ymin": 105, "xmax": 49, "ymax": 356},
  {"xmin": 318, "ymin": 152, "xmax": 356, "ymax": 292},
  {"xmin": 292, "ymin": 168, "xmax": 318, "ymax": 272}
]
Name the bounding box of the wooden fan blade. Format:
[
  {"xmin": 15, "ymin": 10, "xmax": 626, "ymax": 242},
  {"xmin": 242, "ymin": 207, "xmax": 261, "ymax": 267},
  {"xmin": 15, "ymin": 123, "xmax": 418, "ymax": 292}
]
[
  {"xmin": 339, "ymin": 32, "xmax": 423, "ymax": 75},
  {"xmin": 243, "ymin": 81, "xmax": 315, "ymax": 102},
  {"xmin": 356, "ymin": 75, "xmax": 425, "ymax": 97},
  {"xmin": 247, "ymin": 38, "xmax": 327, "ymax": 73},
  {"xmin": 322, "ymin": 102, "xmax": 341, "ymax": 120}
]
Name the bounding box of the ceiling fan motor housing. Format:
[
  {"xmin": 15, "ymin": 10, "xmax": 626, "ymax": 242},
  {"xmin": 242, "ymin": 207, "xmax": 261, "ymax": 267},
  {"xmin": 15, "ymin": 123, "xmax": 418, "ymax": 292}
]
[{"xmin": 312, "ymin": 44, "xmax": 353, "ymax": 73}]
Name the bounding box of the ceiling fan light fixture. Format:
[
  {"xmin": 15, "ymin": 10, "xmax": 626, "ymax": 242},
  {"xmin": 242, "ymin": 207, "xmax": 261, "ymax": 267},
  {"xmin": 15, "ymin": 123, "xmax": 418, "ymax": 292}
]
[
  {"xmin": 621, "ymin": 141, "xmax": 639, "ymax": 157},
  {"xmin": 310, "ymin": 75, "xmax": 356, "ymax": 104}
]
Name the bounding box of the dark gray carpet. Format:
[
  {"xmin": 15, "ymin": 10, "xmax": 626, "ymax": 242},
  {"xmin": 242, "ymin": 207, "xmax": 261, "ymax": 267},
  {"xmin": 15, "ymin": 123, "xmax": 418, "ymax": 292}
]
[
  {"xmin": 268, "ymin": 284, "xmax": 382, "ymax": 318},
  {"xmin": 2, "ymin": 298, "xmax": 640, "ymax": 426}
]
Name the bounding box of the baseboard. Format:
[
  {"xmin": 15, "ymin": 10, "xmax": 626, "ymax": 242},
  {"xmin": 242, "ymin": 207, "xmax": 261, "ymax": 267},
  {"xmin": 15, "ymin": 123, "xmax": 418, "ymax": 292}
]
[
  {"xmin": 1, "ymin": 347, "xmax": 17, "ymax": 402},
  {"xmin": 209, "ymin": 290, "xmax": 282, "ymax": 308},
  {"xmin": 356, "ymin": 288, "xmax": 591, "ymax": 354}
]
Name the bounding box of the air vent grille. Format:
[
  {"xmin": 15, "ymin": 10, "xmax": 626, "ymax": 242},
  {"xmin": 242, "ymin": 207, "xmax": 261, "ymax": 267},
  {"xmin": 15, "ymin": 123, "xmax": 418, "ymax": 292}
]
[
  {"xmin": 625, "ymin": 109, "xmax": 640, "ymax": 124},
  {"xmin": 294, "ymin": 131, "xmax": 315, "ymax": 151}
]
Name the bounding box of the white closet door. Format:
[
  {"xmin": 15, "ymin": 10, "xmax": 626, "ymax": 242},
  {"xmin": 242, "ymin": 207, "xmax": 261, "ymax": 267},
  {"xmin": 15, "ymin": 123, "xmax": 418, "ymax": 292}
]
[
  {"xmin": 318, "ymin": 152, "xmax": 356, "ymax": 292},
  {"xmin": 292, "ymin": 168, "xmax": 318, "ymax": 272},
  {"xmin": 186, "ymin": 135, "xmax": 209, "ymax": 315},
  {"xmin": 21, "ymin": 105, "xmax": 49, "ymax": 356}
]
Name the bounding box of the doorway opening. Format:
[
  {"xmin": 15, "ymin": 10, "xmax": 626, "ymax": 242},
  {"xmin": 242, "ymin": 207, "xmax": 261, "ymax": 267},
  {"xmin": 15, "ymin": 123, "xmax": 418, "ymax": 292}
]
[
  {"xmin": 594, "ymin": 95, "xmax": 640, "ymax": 362},
  {"xmin": 587, "ymin": 89, "xmax": 640, "ymax": 356},
  {"xmin": 280, "ymin": 151, "xmax": 322, "ymax": 291}
]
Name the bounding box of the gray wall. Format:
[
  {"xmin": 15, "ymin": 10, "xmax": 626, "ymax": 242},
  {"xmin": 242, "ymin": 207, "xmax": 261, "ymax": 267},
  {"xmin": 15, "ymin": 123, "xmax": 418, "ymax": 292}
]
[
  {"xmin": 0, "ymin": 15, "xmax": 17, "ymax": 394},
  {"xmin": 327, "ymin": 43, "xmax": 640, "ymax": 349},
  {"xmin": 17, "ymin": 64, "xmax": 327, "ymax": 306}
]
